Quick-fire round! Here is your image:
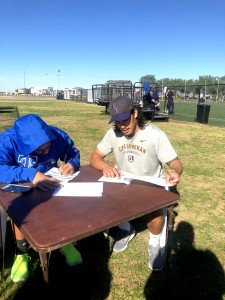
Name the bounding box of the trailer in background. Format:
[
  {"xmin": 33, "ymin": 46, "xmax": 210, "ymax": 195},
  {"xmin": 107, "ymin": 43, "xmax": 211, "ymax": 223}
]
[
  {"xmin": 92, "ymin": 80, "xmax": 132, "ymax": 114},
  {"xmin": 92, "ymin": 80, "xmax": 169, "ymax": 122}
]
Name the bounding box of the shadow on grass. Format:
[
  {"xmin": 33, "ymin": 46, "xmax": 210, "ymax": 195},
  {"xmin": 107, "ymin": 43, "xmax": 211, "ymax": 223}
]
[
  {"xmin": 5, "ymin": 233, "xmax": 112, "ymax": 300},
  {"xmin": 144, "ymin": 221, "xmax": 225, "ymax": 300}
]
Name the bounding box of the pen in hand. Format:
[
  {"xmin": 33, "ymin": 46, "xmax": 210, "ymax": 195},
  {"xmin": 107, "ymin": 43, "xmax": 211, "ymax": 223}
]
[
  {"xmin": 64, "ymin": 153, "xmax": 67, "ymax": 165},
  {"xmin": 59, "ymin": 154, "xmax": 67, "ymax": 175},
  {"xmin": 164, "ymin": 166, "xmax": 173, "ymax": 181}
]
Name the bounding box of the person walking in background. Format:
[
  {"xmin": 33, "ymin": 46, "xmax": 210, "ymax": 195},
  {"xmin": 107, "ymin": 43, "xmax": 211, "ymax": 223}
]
[
  {"xmin": 166, "ymin": 88, "xmax": 175, "ymax": 114},
  {"xmin": 0, "ymin": 114, "xmax": 82, "ymax": 282},
  {"xmin": 90, "ymin": 96, "xmax": 183, "ymax": 271}
]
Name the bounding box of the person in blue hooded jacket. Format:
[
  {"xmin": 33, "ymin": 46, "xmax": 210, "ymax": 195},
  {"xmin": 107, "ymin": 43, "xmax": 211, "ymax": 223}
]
[{"xmin": 0, "ymin": 114, "xmax": 82, "ymax": 282}]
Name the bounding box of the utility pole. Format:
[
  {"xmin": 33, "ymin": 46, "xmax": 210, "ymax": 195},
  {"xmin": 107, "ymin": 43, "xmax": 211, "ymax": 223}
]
[{"xmin": 57, "ymin": 70, "xmax": 61, "ymax": 90}]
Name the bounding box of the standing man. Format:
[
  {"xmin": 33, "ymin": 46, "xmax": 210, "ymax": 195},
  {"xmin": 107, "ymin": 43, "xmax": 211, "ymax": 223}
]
[
  {"xmin": 166, "ymin": 88, "xmax": 175, "ymax": 114},
  {"xmin": 0, "ymin": 114, "xmax": 82, "ymax": 282},
  {"xmin": 90, "ymin": 96, "xmax": 183, "ymax": 271}
]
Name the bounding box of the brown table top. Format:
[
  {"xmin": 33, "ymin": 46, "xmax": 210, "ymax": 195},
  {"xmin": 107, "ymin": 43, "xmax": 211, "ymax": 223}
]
[{"xmin": 0, "ymin": 165, "xmax": 179, "ymax": 253}]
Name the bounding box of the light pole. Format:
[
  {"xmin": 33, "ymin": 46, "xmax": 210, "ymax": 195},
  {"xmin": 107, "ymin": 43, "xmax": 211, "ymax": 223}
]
[
  {"xmin": 216, "ymin": 78, "xmax": 219, "ymax": 102},
  {"xmin": 184, "ymin": 80, "xmax": 186, "ymax": 102},
  {"xmin": 57, "ymin": 70, "xmax": 61, "ymax": 90}
]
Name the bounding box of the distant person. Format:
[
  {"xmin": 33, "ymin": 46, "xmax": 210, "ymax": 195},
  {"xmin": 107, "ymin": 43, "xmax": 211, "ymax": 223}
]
[
  {"xmin": 143, "ymin": 81, "xmax": 151, "ymax": 108},
  {"xmin": 150, "ymin": 86, "xmax": 160, "ymax": 113},
  {"xmin": 142, "ymin": 88, "xmax": 160, "ymax": 112},
  {"xmin": 0, "ymin": 114, "xmax": 82, "ymax": 282},
  {"xmin": 143, "ymin": 82, "xmax": 160, "ymax": 112},
  {"xmin": 166, "ymin": 88, "xmax": 175, "ymax": 114},
  {"xmin": 90, "ymin": 96, "xmax": 183, "ymax": 271}
]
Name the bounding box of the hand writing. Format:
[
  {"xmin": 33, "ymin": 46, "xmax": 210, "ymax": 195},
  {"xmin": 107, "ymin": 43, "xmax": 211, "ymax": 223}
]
[
  {"xmin": 165, "ymin": 172, "xmax": 180, "ymax": 186},
  {"xmin": 58, "ymin": 163, "xmax": 74, "ymax": 176}
]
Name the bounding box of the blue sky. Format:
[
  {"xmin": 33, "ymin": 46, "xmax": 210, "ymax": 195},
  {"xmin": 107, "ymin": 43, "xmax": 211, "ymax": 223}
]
[{"xmin": 1, "ymin": 0, "xmax": 225, "ymax": 92}]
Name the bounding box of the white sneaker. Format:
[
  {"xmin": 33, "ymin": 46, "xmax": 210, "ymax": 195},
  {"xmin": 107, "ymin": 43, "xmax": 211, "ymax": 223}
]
[{"xmin": 113, "ymin": 226, "xmax": 135, "ymax": 252}]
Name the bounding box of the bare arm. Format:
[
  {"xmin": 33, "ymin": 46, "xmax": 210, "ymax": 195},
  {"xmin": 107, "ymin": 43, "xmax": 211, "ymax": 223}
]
[
  {"xmin": 165, "ymin": 157, "xmax": 183, "ymax": 186},
  {"xmin": 90, "ymin": 148, "xmax": 123, "ymax": 178}
]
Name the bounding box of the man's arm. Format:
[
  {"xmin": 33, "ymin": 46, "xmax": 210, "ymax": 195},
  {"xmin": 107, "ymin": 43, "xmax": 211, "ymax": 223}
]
[
  {"xmin": 90, "ymin": 148, "xmax": 122, "ymax": 178},
  {"xmin": 165, "ymin": 157, "xmax": 183, "ymax": 185},
  {"xmin": 168, "ymin": 158, "xmax": 183, "ymax": 175}
]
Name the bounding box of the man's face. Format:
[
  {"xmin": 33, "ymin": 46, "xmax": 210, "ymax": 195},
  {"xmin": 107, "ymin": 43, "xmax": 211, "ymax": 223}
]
[
  {"xmin": 115, "ymin": 109, "xmax": 139, "ymax": 136},
  {"xmin": 35, "ymin": 142, "xmax": 51, "ymax": 155}
]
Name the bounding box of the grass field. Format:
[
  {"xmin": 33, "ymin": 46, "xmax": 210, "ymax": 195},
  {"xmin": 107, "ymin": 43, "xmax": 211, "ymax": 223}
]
[
  {"xmin": 0, "ymin": 97, "xmax": 224, "ymax": 300},
  {"xmin": 168, "ymin": 100, "xmax": 225, "ymax": 127}
]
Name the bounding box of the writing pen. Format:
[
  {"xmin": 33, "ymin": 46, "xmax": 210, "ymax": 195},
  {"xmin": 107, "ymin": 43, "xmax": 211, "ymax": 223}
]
[
  {"xmin": 164, "ymin": 166, "xmax": 173, "ymax": 180},
  {"xmin": 59, "ymin": 154, "xmax": 67, "ymax": 175},
  {"xmin": 64, "ymin": 153, "xmax": 67, "ymax": 164}
]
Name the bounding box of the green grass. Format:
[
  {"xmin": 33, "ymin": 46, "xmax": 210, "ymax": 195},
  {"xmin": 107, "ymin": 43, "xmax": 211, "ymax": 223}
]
[
  {"xmin": 0, "ymin": 97, "xmax": 225, "ymax": 300},
  {"xmin": 167, "ymin": 100, "xmax": 225, "ymax": 127}
]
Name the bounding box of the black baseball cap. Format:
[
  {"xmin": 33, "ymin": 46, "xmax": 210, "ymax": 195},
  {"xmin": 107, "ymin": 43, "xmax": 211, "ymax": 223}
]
[{"xmin": 108, "ymin": 96, "xmax": 133, "ymax": 124}]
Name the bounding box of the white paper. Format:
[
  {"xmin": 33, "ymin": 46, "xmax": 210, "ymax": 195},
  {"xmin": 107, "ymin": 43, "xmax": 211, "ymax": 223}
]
[
  {"xmin": 52, "ymin": 182, "xmax": 103, "ymax": 197},
  {"xmin": 99, "ymin": 170, "xmax": 172, "ymax": 188},
  {"xmin": 45, "ymin": 167, "xmax": 80, "ymax": 183},
  {"xmin": 98, "ymin": 175, "xmax": 132, "ymax": 185}
]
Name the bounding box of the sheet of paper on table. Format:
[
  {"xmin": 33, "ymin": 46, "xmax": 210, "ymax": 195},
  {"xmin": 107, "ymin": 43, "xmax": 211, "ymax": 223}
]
[
  {"xmin": 45, "ymin": 167, "xmax": 80, "ymax": 183},
  {"xmin": 98, "ymin": 170, "xmax": 172, "ymax": 188},
  {"xmin": 52, "ymin": 182, "xmax": 103, "ymax": 197},
  {"xmin": 98, "ymin": 175, "xmax": 132, "ymax": 185}
]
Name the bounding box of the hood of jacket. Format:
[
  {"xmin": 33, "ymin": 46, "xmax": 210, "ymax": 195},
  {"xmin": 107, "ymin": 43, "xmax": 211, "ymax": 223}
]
[{"xmin": 14, "ymin": 114, "xmax": 56, "ymax": 155}]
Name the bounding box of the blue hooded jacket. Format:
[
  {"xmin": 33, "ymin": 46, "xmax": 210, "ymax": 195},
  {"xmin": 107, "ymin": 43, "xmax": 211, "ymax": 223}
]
[
  {"xmin": 143, "ymin": 81, "xmax": 151, "ymax": 94},
  {"xmin": 0, "ymin": 114, "xmax": 80, "ymax": 183}
]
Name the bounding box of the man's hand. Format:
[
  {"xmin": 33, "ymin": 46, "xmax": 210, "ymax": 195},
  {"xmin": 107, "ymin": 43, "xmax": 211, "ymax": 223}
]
[
  {"xmin": 58, "ymin": 163, "xmax": 74, "ymax": 176},
  {"xmin": 32, "ymin": 171, "xmax": 62, "ymax": 191},
  {"xmin": 90, "ymin": 148, "xmax": 123, "ymax": 178},
  {"xmin": 102, "ymin": 166, "xmax": 123, "ymax": 179},
  {"xmin": 165, "ymin": 171, "xmax": 180, "ymax": 186},
  {"xmin": 165, "ymin": 158, "xmax": 183, "ymax": 186}
]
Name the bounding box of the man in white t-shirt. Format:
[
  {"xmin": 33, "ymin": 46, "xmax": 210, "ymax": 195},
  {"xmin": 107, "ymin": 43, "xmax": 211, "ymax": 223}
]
[{"xmin": 90, "ymin": 96, "xmax": 183, "ymax": 271}]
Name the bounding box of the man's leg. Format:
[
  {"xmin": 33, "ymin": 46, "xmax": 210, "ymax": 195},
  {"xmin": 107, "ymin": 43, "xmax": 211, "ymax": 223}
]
[
  {"xmin": 113, "ymin": 221, "xmax": 136, "ymax": 252},
  {"xmin": 145, "ymin": 209, "xmax": 165, "ymax": 271},
  {"xmin": 171, "ymin": 100, "xmax": 174, "ymax": 113}
]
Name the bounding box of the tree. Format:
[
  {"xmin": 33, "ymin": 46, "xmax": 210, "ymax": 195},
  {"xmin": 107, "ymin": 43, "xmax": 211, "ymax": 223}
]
[
  {"xmin": 139, "ymin": 75, "xmax": 156, "ymax": 84},
  {"xmin": 140, "ymin": 74, "xmax": 225, "ymax": 99}
]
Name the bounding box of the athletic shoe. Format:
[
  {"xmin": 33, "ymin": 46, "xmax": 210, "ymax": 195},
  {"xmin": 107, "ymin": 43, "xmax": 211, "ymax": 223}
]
[
  {"xmin": 11, "ymin": 253, "xmax": 29, "ymax": 282},
  {"xmin": 113, "ymin": 226, "xmax": 136, "ymax": 252},
  {"xmin": 148, "ymin": 244, "xmax": 164, "ymax": 271},
  {"xmin": 59, "ymin": 244, "xmax": 82, "ymax": 266},
  {"xmin": 103, "ymin": 229, "xmax": 109, "ymax": 238}
]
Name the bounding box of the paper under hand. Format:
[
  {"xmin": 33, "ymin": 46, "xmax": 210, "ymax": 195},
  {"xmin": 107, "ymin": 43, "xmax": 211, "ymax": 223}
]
[
  {"xmin": 45, "ymin": 167, "xmax": 80, "ymax": 183},
  {"xmin": 98, "ymin": 175, "xmax": 132, "ymax": 185},
  {"xmin": 99, "ymin": 170, "xmax": 172, "ymax": 188}
]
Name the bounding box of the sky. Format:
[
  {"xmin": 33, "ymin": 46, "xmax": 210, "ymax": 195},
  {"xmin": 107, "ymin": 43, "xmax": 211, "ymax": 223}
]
[{"xmin": 1, "ymin": 0, "xmax": 225, "ymax": 92}]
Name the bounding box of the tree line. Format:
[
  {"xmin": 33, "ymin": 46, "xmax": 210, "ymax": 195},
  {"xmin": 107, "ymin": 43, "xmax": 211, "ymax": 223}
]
[{"xmin": 140, "ymin": 74, "xmax": 225, "ymax": 96}]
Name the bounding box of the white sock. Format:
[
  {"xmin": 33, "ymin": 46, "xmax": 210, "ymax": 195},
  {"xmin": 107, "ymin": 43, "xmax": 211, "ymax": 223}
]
[
  {"xmin": 149, "ymin": 232, "xmax": 161, "ymax": 246},
  {"xmin": 118, "ymin": 221, "xmax": 131, "ymax": 231}
]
